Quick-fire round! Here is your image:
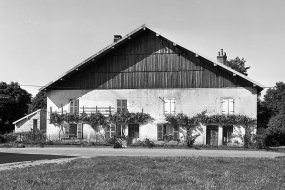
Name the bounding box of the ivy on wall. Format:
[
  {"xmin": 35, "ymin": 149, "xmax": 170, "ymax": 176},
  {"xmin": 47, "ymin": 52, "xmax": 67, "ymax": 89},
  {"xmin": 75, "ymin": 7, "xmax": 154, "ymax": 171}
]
[
  {"xmin": 165, "ymin": 111, "xmax": 256, "ymax": 128},
  {"xmin": 49, "ymin": 111, "xmax": 154, "ymax": 128}
]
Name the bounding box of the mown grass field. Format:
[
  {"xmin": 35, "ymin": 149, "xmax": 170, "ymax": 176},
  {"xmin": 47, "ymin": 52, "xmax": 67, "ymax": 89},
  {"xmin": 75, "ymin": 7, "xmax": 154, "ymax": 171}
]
[{"xmin": 0, "ymin": 156, "xmax": 285, "ymax": 190}]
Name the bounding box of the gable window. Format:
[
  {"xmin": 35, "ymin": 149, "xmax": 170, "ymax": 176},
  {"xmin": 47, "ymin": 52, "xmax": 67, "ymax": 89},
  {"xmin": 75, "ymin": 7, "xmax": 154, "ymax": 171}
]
[
  {"xmin": 70, "ymin": 99, "xmax": 79, "ymax": 114},
  {"xmin": 164, "ymin": 98, "xmax": 175, "ymax": 115},
  {"xmin": 117, "ymin": 99, "xmax": 127, "ymax": 113},
  {"xmin": 105, "ymin": 124, "xmax": 116, "ymax": 138},
  {"xmin": 222, "ymin": 98, "xmax": 234, "ymax": 114}
]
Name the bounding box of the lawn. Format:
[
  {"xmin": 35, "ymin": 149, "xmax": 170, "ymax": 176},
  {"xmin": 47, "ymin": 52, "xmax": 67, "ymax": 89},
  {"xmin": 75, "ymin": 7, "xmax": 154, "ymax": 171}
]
[{"xmin": 0, "ymin": 156, "xmax": 285, "ymax": 190}]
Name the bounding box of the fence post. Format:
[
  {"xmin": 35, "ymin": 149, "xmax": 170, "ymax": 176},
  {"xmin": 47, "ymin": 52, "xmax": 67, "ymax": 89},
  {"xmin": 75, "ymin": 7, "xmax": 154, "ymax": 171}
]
[
  {"xmin": 96, "ymin": 106, "xmax": 98, "ymax": 113},
  {"xmin": 83, "ymin": 106, "xmax": 85, "ymax": 113},
  {"xmin": 61, "ymin": 104, "xmax": 63, "ymax": 114},
  {"xmin": 142, "ymin": 109, "xmax": 143, "ymax": 114},
  {"xmin": 109, "ymin": 106, "xmax": 111, "ymax": 115}
]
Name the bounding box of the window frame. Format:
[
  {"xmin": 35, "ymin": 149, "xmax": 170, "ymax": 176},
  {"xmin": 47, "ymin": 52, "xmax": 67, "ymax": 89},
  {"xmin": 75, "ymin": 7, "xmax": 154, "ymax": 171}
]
[
  {"xmin": 70, "ymin": 99, "xmax": 79, "ymax": 114},
  {"xmin": 221, "ymin": 98, "xmax": 234, "ymax": 115},
  {"xmin": 117, "ymin": 99, "xmax": 127, "ymax": 114},
  {"xmin": 163, "ymin": 98, "xmax": 176, "ymax": 116}
]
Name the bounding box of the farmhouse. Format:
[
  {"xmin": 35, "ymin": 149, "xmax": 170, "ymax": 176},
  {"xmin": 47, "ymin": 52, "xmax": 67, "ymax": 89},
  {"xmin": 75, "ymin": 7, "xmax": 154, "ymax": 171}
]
[{"xmin": 41, "ymin": 24, "xmax": 264, "ymax": 145}]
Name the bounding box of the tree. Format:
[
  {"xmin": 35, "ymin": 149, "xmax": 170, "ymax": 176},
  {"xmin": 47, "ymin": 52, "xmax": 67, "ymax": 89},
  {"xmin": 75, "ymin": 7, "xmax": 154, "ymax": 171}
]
[
  {"xmin": 225, "ymin": 57, "xmax": 250, "ymax": 76},
  {"xmin": 0, "ymin": 82, "xmax": 32, "ymax": 133},
  {"xmin": 28, "ymin": 90, "xmax": 47, "ymax": 113},
  {"xmin": 258, "ymin": 82, "xmax": 285, "ymax": 146}
]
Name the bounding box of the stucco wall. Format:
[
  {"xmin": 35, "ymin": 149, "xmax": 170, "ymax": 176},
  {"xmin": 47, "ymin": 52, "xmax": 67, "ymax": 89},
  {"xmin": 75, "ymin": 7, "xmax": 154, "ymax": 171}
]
[
  {"xmin": 14, "ymin": 112, "xmax": 41, "ymax": 133},
  {"xmin": 46, "ymin": 87, "xmax": 257, "ymax": 142}
]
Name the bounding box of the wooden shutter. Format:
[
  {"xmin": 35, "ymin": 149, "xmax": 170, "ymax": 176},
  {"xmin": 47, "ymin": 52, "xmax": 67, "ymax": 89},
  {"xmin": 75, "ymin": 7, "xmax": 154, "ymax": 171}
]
[
  {"xmin": 75, "ymin": 99, "xmax": 79, "ymax": 114},
  {"xmin": 105, "ymin": 125, "xmax": 110, "ymax": 138},
  {"xmin": 117, "ymin": 99, "xmax": 122, "ymax": 113},
  {"xmin": 164, "ymin": 99, "xmax": 171, "ymax": 114},
  {"xmin": 170, "ymin": 99, "xmax": 175, "ymax": 115},
  {"xmin": 116, "ymin": 125, "xmax": 122, "ymax": 136},
  {"xmin": 157, "ymin": 124, "xmax": 163, "ymax": 141},
  {"xmin": 229, "ymin": 99, "xmax": 234, "ymax": 114},
  {"xmin": 77, "ymin": 123, "xmax": 83, "ymax": 139},
  {"xmin": 110, "ymin": 124, "xmax": 116, "ymax": 137},
  {"xmin": 173, "ymin": 125, "xmax": 179, "ymax": 140},
  {"xmin": 122, "ymin": 100, "xmax": 127, "ymax": 113},
  {"xmin": 70, "ymin": 100, "xmax": 74, "ymax": 113},
  {"xmin": 63, "ymin": 123, "xmax": 70, "ymax": 138},
  {"xmin": 222, "ymin": 99, "xmax": 229, "ymax": 114}
]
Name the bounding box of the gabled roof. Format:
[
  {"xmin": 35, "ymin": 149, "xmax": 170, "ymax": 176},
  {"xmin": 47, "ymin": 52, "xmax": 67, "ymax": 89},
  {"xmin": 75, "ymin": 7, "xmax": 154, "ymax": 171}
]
[
  {"xmin": 40, "ymin": 24, "xmax": 264, "ymax": 92},
  {"xmin": 13, "ymin": 109, "xmax": 42, "ymax": 124}
]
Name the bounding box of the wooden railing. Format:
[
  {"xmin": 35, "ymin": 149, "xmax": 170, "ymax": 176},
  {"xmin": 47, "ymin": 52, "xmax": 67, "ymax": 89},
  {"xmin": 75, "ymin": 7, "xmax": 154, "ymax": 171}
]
[{"xmin": 80, "ymin": 106, "xmax": 116, "ymax": 116}]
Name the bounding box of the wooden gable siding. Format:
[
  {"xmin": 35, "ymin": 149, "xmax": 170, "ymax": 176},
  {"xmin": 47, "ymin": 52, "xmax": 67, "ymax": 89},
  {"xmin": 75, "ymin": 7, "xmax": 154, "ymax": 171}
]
[{"xmin": 51, "ymin": 30, "xmax": 252, "ymax": 90}]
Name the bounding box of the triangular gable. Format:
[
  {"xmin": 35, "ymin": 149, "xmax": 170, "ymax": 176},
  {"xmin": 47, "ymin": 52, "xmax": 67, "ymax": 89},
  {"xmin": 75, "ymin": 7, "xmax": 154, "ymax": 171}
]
[{"xmin": 40, "ymin": 24, "xmax": 264, "ymax": 92}]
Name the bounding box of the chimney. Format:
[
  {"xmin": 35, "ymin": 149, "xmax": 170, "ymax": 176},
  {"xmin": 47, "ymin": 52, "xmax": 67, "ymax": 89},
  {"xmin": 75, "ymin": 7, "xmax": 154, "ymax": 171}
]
[
  {"xmin": 217, "ymin": 49, "xmax": 227, "ymax": 64},
  {"xmin": 114, "ymin": 35, "xmax": 122, "ymax": 43}
]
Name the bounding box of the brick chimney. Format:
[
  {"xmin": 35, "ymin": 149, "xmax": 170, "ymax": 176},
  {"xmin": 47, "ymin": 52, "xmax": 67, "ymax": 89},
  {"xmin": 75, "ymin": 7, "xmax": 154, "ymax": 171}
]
[
  {"xmin": 217, "ymin": 49, "xmax": 227, "ymax": 64},
  {"xmin": 114, "ymin": 35, "xmax": 122, "ymax": 42}
]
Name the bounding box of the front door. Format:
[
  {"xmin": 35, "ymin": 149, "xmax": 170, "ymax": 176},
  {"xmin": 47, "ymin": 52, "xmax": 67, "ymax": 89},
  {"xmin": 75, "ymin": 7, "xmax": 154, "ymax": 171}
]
[
  {"xmin": 223, "ymin": 125, "xmax": 233, "ymax": 145},
  {"xmin": 206, "ymin": 125, "xmax": 219, "ymax": 145}
]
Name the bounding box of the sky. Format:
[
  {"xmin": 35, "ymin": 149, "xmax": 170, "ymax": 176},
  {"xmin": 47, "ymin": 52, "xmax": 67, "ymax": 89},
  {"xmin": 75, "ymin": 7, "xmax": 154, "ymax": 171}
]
[{"xmin": 1, "ymin": 0, "xmax": 285, "ymax": 97}]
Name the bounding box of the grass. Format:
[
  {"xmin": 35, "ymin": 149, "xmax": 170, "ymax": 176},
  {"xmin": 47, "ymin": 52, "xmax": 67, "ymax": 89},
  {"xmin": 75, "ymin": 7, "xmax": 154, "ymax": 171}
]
[{"xmin": 1, "ymin": 156, "xmax": 285, "ymax": 190}]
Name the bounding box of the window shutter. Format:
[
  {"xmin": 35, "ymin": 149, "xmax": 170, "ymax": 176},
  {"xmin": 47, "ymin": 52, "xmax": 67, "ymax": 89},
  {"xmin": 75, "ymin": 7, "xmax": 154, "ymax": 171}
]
[
  {"xmin": 64, "ymin": 123, "xmax": 70, "ymax": 138},
  {"xmin": 70, "ymin": 100, "xmax": 74, "ymax": 113},
  {"xmin": 105, "ymin": 125, "xmax": 110, "ymax": 138},
  {"xmin": 157, "ymin": 124, "xmax": 163, "ymax": 140},
  {"xmin": 76, "ymin": 99, "xmax": 79, "ymax": 114},
  {"xmin": 222, "ymin": 99, "xmax": 229, "ymax": 114},
  {"xmin": 229, "ymin": 99, "xmax": 234, "ymax": 114},
  {"xmin": 117, "ymin": 125, "xmax": 122, "ymax": 136},
  {"xmin": 173, "ymin": 125, "xmax": 179, "ymax": 140},
  {"xmin": 164, "ymin": 99, "xmax": 171, "ymax": 114},
  {"xmin": 77, "ymin": 123, "xmax": 83, "ymax": 139},
  {"xmin": 170, "ymin": 99, "xmax": 175, "ymax": 114},
  {"xmin": 110, "ymin": 124, "xmax": 116, "ymax": 137}
]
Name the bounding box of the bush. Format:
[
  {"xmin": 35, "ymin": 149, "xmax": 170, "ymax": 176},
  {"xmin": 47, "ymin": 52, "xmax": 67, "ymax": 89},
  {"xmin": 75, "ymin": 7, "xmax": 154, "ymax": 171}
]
[{"xmin": 264, "ymin": 126, "xmax": 285, "ymax": 147}]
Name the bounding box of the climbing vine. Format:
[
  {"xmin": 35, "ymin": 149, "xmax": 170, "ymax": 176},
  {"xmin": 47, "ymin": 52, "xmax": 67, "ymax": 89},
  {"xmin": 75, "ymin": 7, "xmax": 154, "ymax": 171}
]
[{"xmin": 50, "ymin": 111, "xmax": 154, "ymax": 128}]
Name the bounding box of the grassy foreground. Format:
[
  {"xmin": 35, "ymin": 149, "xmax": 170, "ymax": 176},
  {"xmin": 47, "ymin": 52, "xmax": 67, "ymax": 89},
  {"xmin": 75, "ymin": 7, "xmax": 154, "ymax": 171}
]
[{"xmin": 0, "ymin": 156, "xmax": 285, "ymax": 190}]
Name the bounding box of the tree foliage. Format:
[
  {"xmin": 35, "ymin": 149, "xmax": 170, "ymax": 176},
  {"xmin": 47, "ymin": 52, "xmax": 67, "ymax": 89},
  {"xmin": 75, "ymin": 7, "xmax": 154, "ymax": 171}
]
[
  {"xmin": 0, "ymin": 82, "xmax": 32, "ymax": 133},
  {"xmin": 258, "ymin": 82, "xmax": 285, "ymax": 146},
  {"xmin": 225, "ymin": 57, "xmax": 250, "ymax": 76},
  {"xmin": 28, "ymin": 90, "xmax": 47, "ymax": 113}
]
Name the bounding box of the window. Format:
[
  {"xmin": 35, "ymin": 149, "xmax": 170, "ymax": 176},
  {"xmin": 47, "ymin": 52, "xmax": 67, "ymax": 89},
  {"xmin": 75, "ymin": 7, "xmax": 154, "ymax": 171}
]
[
  {"xmin": 105, "ymin": 124, "xmax": 116, "ymax": 138},
  {"xmin": 33, "ymin": 119, "xmax": 38, "ymax": 131},
  {"xmin": 70, "ymin": 99, "xmax": 79, "ymax": 114},
  {"xmin": 117, "ymin": 99, "xmax": 127, "ymax": 113},
  {"xmin": 222, "ymin": 98, "xmax": 234, "ymax": 114},
  {"xmin": 63, "ymin": 123, "xmax": 83, "ymax": 139},
  {"xmin": 157, "ymin": 124, "xmax": 164, "ymax": 141},
  {"xmin": 164, "ymin": 98, "xmax": 175, "ymax": 115},
  {"xmin": 116, "ymin": 124, "xmax": 126, "ymax": 136}
]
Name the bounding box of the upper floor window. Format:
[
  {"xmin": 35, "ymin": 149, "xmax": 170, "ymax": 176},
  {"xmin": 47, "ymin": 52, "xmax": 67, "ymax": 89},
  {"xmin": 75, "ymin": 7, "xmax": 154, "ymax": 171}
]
[
  {"xmin": 70, "ymin": 99, "xmax": 79, "ymax": 114},
  {"xmin": 164, "ymin": 98, "xmax": 175, "ymax": 115},
  {"xmin": 222, "ymin": 98, "xmax": 234, "ymax": 114},
  {"xmin": 117, "ymin": 99, "xmax": 127, "ymax": 113}
]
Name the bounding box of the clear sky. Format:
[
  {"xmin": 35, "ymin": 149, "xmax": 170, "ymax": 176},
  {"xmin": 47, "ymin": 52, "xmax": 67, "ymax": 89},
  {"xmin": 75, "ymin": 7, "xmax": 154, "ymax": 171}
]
[{"xmin": 1, "ymin": 0, "xmax": 284, "ymax": 97}]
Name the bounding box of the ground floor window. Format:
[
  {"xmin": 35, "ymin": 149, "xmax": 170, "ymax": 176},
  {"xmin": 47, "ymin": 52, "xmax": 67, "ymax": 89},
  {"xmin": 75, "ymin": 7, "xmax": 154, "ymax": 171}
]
[
  {"xmin": 157, "ymin": 124, "xmax": 179, "ymax": 141},
  {"xmin": 63, "ymin": 123, "xmax": 83, "ymax": 139},
  {"xmin": 105, "ymin": 124, "xmax": 116, "ymax": 138}
]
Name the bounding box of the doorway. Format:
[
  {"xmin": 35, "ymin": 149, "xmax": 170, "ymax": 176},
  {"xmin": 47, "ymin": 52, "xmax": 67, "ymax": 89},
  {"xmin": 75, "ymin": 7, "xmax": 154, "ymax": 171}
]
[
  {"xmin": 223, "ymin": 125, "xmax": 233, "ymax": 145},
  {"xmin": 128, "ymin": 124, "xmax": 139, "ymax": 144},
  {"xmin": 206, "ymin": 125, "xmax": 219, "ymax": 145}
]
